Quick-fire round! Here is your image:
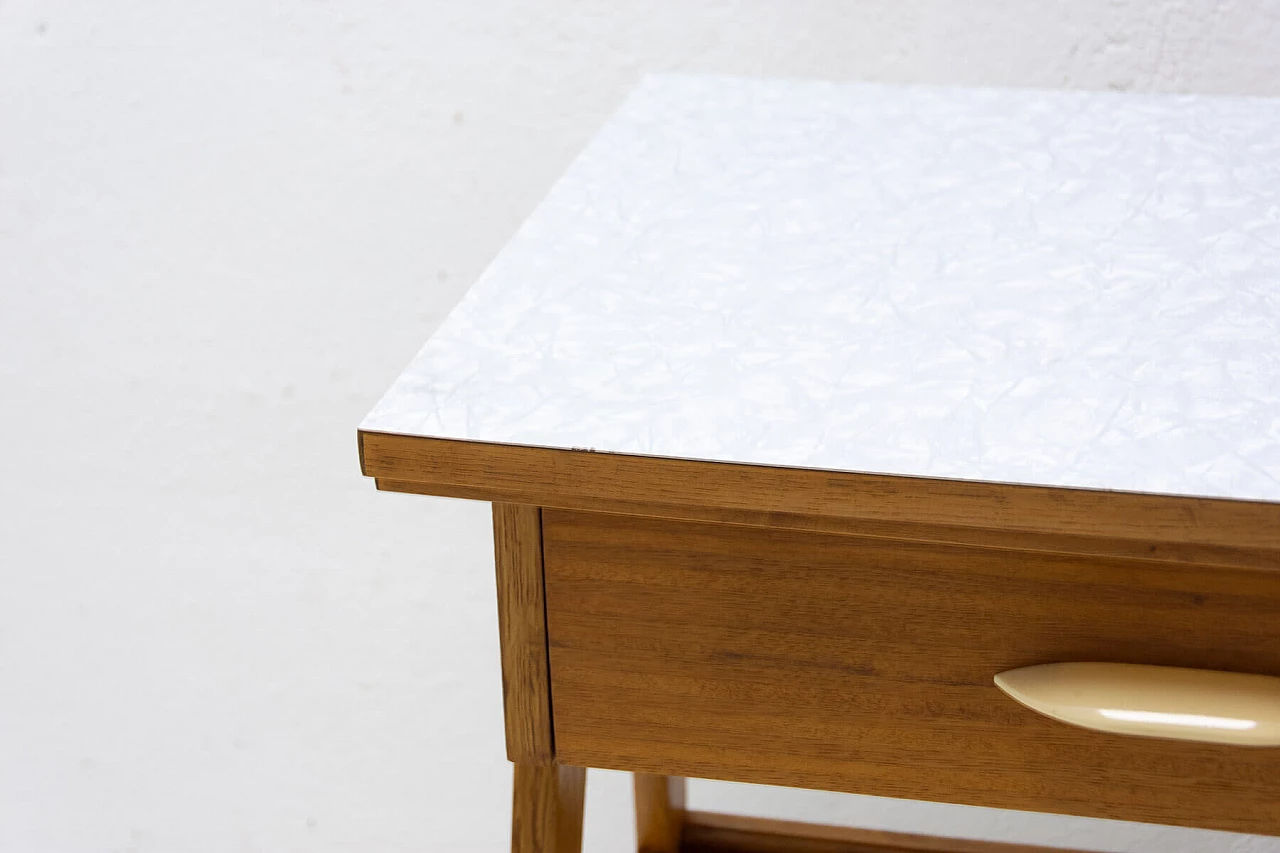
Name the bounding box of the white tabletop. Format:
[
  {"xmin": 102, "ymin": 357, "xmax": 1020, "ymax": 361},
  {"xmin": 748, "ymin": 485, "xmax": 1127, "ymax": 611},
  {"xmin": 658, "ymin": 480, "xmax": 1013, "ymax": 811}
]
[{"xmin": 363, "ymin": 74, "xmax": 1280, "ymax": 502}]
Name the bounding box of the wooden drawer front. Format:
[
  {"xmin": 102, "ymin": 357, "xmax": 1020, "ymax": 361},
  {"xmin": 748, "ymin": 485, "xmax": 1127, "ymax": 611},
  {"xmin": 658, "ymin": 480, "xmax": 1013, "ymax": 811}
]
[{"xmin": 542, "ymin": 509, "xmax": 1280, "ymax": 836}]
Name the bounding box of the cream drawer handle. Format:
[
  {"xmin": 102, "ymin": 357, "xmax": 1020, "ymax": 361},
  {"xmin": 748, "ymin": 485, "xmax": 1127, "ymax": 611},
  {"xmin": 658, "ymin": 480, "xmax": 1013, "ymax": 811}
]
[{"xmin": 994, "ymin": 663, "xmax": 1280, "ymax": 746}]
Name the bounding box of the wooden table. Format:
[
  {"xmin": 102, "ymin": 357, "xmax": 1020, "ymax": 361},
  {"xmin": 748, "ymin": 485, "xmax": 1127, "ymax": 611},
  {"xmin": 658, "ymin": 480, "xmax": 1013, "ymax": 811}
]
[{"xmin": 358, "ymin": 75, "xmax": 1280, "ymax": 852}]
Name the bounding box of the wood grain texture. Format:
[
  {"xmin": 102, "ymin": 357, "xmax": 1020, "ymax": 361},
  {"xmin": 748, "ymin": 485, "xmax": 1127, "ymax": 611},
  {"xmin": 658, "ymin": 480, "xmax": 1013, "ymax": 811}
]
[
  {"xmin": 637, "ymin": 779, "xmax": 1074, "ymax": 851},
  {"xmin": 361, "ymin": 432, "xmax": 1280, "ymax": 557},
  {"xmin": 636, "ymin": 773, "xmax": 686, "ymax": 853},
  {"xmin": 680, "ymin": 812, "xmax": 1091, "ymax": 853},
  {"xmin": 512, "ymin": 763, "xmax": 586, "ymax": 853},
  {"xmin": 382, "ymin": 478, "xmax": 1279, "ymax": 571},
  {"xmin": 542, "ymin": 509, "xmax": 1280, "ymax": 836},
  {"xmin": 492, "ymin": 503, "xmax": 554, "ymax": 764}
]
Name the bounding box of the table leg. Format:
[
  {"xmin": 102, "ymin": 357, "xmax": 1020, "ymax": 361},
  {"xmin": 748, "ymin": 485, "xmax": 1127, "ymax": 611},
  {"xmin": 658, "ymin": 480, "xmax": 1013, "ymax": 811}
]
[
  {"xmin": 635, "ymin": 773, "xmax": 686, "ymax": 853},
  {"xmin": 512, "ymin": 762, "xmax": 586, "ymax": 853}
]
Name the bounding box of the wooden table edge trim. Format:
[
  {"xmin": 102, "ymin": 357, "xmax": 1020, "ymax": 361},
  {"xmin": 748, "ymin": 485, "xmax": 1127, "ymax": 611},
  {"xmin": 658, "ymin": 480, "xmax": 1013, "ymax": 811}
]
[
  {"xmin": 679, "ymin": 809, "xmax": 1099, "ymax": 853},
  {"xmin": 360, "ymin": 431, "xmax": 1280, "ymax": 563},
  {"xmin": 636, "ymin": 775, "xmax": 1096, "ymax": 853},
  {"xmin": 387, "ymin": 478, "xmax": 1280, "ymax": 571}
]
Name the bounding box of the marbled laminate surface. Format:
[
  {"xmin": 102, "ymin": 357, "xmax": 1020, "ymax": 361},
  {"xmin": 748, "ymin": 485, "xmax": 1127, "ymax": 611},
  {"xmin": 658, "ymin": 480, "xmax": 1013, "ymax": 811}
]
[{"xmin": 363, "ymin": 74, "xmax": 1280, "ymax": 502}]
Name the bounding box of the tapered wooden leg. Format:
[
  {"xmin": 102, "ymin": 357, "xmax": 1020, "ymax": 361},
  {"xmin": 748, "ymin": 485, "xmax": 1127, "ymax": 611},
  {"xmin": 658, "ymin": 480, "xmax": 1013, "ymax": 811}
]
[
  {"xmin": 492, "ymin": 504, "xmax": 555, "ymax": 765},
  {"xmin": 635, "ymin": 773, "xmax": 686, "ymax": 853},
  {"xmin": 512, "ymin": 762, "xmax": 586, "ymax": 853}
]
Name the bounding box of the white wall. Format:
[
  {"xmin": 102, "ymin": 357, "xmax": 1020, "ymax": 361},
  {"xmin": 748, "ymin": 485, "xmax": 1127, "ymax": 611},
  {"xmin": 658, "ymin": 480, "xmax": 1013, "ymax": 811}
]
[{"xmin": 2, "ymin": 2, "xmax": 1279, "ymax": 851}]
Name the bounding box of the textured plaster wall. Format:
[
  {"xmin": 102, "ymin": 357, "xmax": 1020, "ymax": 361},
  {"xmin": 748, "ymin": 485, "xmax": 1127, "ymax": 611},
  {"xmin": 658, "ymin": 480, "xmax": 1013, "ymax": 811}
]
[{"xmin": 2, "ymin": 2, "xmax": 1279, "ymax": 851}]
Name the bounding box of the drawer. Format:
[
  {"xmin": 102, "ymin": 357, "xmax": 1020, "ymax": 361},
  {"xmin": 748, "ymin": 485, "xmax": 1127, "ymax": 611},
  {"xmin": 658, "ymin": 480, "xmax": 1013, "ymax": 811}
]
[{"xmin": 542, "ymin": 508, "xmax": 1280, "ymax": 835}]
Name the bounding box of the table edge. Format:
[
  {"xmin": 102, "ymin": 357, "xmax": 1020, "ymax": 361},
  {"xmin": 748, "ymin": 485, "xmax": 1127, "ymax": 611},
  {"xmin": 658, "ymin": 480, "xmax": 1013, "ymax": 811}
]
[{"xmin": 358, "ymin": 430, "xmax": 1280, "ymax": 563}]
